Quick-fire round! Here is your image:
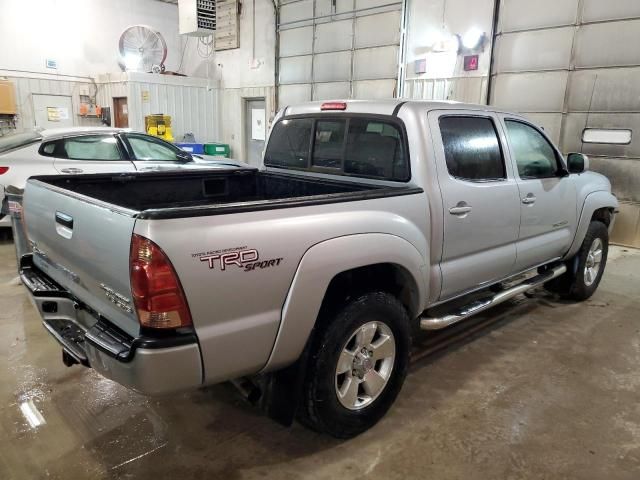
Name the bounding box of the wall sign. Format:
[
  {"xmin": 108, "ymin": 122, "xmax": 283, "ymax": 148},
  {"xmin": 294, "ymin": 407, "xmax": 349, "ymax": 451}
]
[
  {"xmin": 463, "ymin": 55, "xmax": 479, "ymax": 71},
  {"xmin": 46, "ymin": 107, "xmax": 69, "ymax": 122},
  {"xmin": 141, "ymin": 90, "xmax": 150, "ymax": 102},
  {"xmin": 45, "ymin": 59, "xmax": 57, "ymax": 70},
  {"xmin": 251, "ymin": 108, "xmax": 266, "ymax": 141}
]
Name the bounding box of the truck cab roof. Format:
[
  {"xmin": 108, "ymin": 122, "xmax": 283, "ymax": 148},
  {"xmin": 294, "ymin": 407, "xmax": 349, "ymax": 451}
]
[{"xmin": 282, "ymin": 99, "xmax": 516, "ymax": 118}]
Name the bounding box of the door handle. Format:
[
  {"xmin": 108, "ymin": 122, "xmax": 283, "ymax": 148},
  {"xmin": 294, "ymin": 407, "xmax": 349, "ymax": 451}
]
[
  {"xmin": 55, "ymin": 211, "xmax": 73, "ymax": 229},
  {"xmin": 522, "ymin": 194, "xmax": 537, "ymax": 205},
  {"xmin": 449, "ymin": 202, "xmax": 472, "ymax": 216},
  {"xmin": 60, "ymin": 167, "xmax": 84, "ymax": 174}
]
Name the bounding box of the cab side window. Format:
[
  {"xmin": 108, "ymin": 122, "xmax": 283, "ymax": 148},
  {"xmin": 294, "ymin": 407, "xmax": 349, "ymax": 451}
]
[
  {"xmin": 505, "ymin": 120, "xmax": 560, "ymax": 179},
  {"xmin": 439, "ymin": 116, "xmax": 506, "ymax": 181}
]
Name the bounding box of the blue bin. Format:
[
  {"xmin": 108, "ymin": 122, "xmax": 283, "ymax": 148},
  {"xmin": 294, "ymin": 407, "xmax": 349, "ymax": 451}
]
[{"xmin": 175, "ymin": 143, "xmax": 205, "ymax": 154}]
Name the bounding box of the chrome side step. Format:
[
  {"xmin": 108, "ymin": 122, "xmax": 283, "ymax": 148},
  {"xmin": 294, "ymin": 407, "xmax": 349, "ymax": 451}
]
[{"xmin": 420, "ymin": 264, "xmax": 567, "ymax": 330}]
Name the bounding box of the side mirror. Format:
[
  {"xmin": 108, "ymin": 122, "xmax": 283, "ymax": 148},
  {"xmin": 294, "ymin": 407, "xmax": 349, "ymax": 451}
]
[
  {"xmin": 567, "ymin": 152, "xmax": 589, "ymax": 174},
  {"xmin": 176, "ymin": 150, "xmax": 193, "ymax": 163}
]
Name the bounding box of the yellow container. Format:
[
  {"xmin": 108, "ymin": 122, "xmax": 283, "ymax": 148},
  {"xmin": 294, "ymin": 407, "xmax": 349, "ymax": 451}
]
[{"xmin": 144, "ymin": 114, "xmax": 174, "ymax": 142}]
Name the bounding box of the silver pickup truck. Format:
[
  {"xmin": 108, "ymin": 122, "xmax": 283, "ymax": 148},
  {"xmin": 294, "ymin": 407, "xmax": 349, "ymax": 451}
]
[{"xmin": 21, "ymin": 100, "xmax": 617, "ymax": 438}]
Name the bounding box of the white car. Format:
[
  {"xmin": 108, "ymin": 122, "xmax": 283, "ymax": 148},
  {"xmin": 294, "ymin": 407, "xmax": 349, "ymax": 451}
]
[{"xmin": 0, "ymin": 127, "xmax": 244, "ymax": 227}]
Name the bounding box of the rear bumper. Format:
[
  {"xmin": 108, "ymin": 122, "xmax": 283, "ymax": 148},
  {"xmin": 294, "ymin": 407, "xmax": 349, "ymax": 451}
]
[{"xmin": 20, "ymin": 255, "xmax": 203, "ymax": 395}]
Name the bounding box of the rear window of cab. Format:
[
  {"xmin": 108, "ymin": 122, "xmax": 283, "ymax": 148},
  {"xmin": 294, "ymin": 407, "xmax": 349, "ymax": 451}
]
[{"xmin": 264, "ymin": 116, "xmax": 410, "ymax": 182}]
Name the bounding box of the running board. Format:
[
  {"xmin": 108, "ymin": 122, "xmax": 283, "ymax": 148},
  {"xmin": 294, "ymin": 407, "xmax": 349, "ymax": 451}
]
[{"xmin": 420, "ymin": 264, "xmax": 567, "ymax": 330}]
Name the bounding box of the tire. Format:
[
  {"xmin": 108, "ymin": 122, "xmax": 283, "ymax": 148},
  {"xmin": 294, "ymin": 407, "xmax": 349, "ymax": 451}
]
[
  {"xmin": 298, "ymin": 291, "xmax": 411, "ymax": 438},
  {"xmin": 545, "ymin": 221, "xmax": 609, "ymax": 301}
]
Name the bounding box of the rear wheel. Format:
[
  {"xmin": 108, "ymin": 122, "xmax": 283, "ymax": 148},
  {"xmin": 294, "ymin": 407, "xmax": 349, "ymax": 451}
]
[
  {"xmin": 299, "ymin": 291, "xmax": 410, "ymax": 438},
  {"xmin": 545, "ymin": 221, "xmax": 609, "ymax": 300}
]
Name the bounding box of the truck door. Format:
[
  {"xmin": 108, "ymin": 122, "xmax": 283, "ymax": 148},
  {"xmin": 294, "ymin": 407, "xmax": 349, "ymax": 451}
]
[
  {"xmin": 500, "ymin": 118, "xmax": 577, "ymax": 272},
  {"xmin": 429, "ymin": 111, "xmax": 521, "ymax": 300}
]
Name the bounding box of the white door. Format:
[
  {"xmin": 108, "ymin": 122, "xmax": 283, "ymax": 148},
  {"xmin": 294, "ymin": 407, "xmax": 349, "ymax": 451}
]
[
  {"xmin": 32, "ymin": 94, "xmax": 74, "ymax": 129},
  {"xmin": 501, "ymin": 118, "xmax": 577, "ymax": 272},
  {"xmin": 429, "ymin": 111, "xmax": 521, "ymax": 300}
]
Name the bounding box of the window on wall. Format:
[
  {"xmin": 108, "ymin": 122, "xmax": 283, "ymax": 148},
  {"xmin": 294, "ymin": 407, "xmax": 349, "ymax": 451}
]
[
  {"xmin": 582, "ymin": 128, "xmax": 632, "ymax": 145},
  {"xmin": 439, "ymin": 116, "xmax": 506, "ymax": 181},
  {"xmin": 505, "ymin": 120, "xmax": 560, "ymax": 179}
]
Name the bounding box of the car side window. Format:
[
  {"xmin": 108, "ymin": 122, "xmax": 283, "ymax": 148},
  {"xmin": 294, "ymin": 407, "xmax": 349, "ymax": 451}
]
[
  {"xmin": 126, "ymin": 134, "xmax": 181, "ymax": 161},
  {"xmin": 439, "ymin": 116, "xmax": 506, "ymax": 181},
  {"xmin": 41, "ymin": 142, "xmax": 56, "ymax": 155},
  {"xmin": 59, "ymin": 135, "xmax": 121, "ymax": 161},
  {"xmin": 505, "ymin": 120, "xmax": 560, "ymax": 179}
]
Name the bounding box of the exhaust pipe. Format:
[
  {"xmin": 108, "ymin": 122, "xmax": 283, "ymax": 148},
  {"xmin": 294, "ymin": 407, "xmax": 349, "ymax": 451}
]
[{"xmin": 420, "ymin": 264, "xmax": 567, "ymax": 330}]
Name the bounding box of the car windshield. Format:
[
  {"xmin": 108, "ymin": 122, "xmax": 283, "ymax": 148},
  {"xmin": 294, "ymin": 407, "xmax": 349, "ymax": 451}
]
[{"xmin": 0, "ymin": 131, "xmax": 42, "ymax": 154}]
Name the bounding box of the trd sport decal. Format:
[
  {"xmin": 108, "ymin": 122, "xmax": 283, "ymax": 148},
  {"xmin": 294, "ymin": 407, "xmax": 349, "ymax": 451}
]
[{"xmin": 192, "ymin": 246, "xmax": 283, "ymax": 272}]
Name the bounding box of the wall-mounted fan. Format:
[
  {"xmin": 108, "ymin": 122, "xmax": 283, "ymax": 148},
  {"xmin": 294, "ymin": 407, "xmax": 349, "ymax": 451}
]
[{"xmin": 118, "ymin": 25, "xmax": 167, "ymax": 73}]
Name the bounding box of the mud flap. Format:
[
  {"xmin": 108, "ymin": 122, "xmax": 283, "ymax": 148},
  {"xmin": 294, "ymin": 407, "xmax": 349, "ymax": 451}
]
[{"xmin": 259, "ymin": 347, "xmax": 310, "ymax": 427}]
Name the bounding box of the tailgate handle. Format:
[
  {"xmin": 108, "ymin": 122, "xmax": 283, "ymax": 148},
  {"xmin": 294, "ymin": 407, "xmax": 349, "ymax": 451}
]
[{"xmin": 55, "ymin": 211, "xmax": 74, "ymax": 229}]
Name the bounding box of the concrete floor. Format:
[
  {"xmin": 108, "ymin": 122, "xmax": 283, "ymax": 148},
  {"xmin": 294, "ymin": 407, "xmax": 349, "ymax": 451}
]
[{"xmin": 0, "ymin": 240, "xmax": 639, "ymax": 480}]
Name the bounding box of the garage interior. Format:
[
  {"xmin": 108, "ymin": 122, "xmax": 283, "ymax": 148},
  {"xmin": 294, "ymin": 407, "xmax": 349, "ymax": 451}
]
[{"xmin": 1, "ymin": 0, "xmax": 640, "ymax": 478}]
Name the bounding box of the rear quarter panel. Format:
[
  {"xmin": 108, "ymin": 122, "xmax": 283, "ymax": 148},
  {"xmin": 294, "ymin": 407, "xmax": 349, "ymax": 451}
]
[{"xmin": 136, "ymin": 192, "xmax": 429, "ymax": 384}]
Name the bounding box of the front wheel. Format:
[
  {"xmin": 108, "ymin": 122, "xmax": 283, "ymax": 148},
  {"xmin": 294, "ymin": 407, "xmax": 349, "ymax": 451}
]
[
  {"xmin": 299, "ymin": 291, "xmax": 411, "ymax": 438},
  {"xmin": 546, "ymin": 221, "xmax": 609, "ymax": 300}
]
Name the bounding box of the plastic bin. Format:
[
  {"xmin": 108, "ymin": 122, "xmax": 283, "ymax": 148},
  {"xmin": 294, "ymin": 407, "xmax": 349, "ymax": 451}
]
[
  {"xmin": 4, "ymin": 186, "xmax": 30, "ymax": 267},
  {"xmin": 204, "ymin": 142, "xmax": 231, "ymax": 158},
  {"xmin": 175, "ymin": 143, "xmax": 205, "ymax": 154}
]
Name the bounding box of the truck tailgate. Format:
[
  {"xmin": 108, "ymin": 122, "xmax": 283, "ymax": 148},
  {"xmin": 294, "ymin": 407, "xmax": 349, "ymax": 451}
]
[{"xmin": 23, "ymin": 179, "xmax": 140, "ymax": 336}]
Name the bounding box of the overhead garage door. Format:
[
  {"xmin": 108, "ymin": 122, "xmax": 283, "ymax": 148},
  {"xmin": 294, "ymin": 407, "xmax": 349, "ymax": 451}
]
[
  {"xmin": 489, "ymin": 0, "xmax": 640, "ymax": 246},
  {"xmin": 277, "ymin": 0, "xmax": 405, "ymax": 107}
]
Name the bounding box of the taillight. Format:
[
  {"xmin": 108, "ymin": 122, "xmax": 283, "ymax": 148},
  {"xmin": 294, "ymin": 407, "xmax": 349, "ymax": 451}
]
[
  {"xmin": 130, "ymin": 234, "xmax": 192, "ymax": 329},
  {"xmin": 0, "ymin": 167, "xmax": 9, "ymax": 175}
]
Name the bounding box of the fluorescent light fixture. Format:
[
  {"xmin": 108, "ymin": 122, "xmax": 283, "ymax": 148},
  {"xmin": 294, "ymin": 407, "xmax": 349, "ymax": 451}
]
[
  {"xmin": 462, "ymin": 27, "xmax": 483, "ymax": 49},
  {"xmin": 582, "ymin": 128, "xmax": 632, "ymax": 145},
  {"xmin": 20, "ymin": 400, "xmax": 46, "ymax": 429}
]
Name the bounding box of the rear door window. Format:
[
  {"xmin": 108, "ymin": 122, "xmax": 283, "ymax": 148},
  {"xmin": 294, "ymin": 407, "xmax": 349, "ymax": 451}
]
[
  {"xmin": 58, "ymin": 135, "xmax": 122, "ymax": 161},
  {"xmin": 439, "ymin": 116, "xmax": 506, "ymax": 181}
]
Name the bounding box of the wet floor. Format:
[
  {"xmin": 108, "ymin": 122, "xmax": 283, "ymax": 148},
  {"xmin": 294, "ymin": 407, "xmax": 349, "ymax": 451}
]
[{"xmin": 0, "ymin": 239, "xmax": 639, "ymax": 479}]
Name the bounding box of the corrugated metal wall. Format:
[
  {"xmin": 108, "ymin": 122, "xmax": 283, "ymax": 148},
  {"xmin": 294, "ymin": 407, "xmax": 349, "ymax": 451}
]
[
  {"xmin": 277, "ymin": 0, "xmax": 405, "ymax": 106},
  {"xmin": 97, "ymin": 72, "xmax": 220, "ymax": 144},
  {"xmin": 1, "ymin": 74, "xmax": 102, "ymax": 132},
  {"xmin": 490, "ymin": 0, "xmax": 640, "ymax": 246}
]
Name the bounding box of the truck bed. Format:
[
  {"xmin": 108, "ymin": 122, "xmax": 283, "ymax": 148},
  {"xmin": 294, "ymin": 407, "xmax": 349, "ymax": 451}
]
[{"xmin": 32, "ymin": 169, "xmax": 420, "ymax": 219}]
